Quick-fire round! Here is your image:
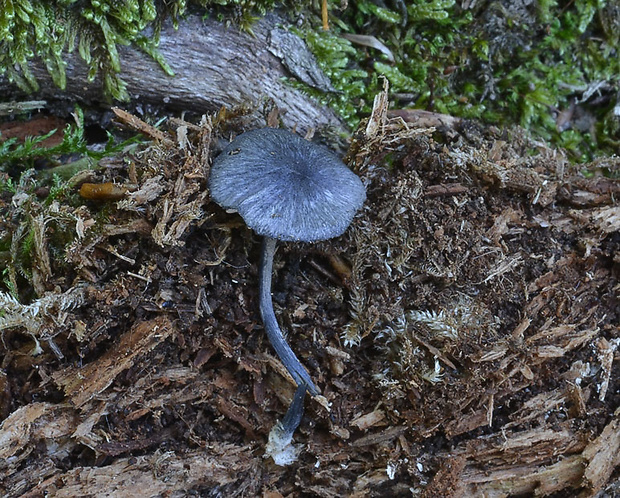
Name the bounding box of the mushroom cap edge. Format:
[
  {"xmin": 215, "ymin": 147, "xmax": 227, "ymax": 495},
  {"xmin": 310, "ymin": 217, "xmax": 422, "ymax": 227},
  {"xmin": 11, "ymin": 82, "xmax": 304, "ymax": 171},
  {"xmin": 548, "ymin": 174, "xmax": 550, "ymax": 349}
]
[{"xmin": 209, "ymin": 128, "xmax": 366, "ymax": 243}]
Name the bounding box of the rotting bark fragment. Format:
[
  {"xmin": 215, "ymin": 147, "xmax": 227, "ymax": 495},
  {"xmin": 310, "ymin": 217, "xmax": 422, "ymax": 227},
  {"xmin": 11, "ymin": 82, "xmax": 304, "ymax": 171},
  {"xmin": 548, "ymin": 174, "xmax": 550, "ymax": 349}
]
[{"xmin": 52, "ymin": 316, "xmax": 176, "ymax": 408}]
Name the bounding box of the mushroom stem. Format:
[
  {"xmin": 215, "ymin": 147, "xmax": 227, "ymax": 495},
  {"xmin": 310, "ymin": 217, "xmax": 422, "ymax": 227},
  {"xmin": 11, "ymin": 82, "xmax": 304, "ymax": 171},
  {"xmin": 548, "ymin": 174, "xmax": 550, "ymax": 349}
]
[
  {"xmin": 281, "ymin": 385, "xmax": 307, "ymax": 434},
  {"xmin": 259, "ymin": 236, "xmax": 319, "ymax": 395}
]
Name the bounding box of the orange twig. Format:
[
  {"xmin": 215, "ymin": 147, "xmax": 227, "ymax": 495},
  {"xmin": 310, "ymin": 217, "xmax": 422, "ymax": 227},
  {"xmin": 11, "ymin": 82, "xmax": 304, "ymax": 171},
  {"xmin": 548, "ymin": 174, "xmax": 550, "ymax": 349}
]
[{"xmin": 322, "ymin": 0, "xmax": 329, "ymax": 30}]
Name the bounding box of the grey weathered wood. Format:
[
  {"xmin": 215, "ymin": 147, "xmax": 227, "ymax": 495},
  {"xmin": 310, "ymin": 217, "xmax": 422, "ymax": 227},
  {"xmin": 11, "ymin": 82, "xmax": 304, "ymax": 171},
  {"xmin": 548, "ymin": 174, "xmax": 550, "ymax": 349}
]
[{"xmin": 1, "ymin": 14, "xmax": 346, "ymax": 134}]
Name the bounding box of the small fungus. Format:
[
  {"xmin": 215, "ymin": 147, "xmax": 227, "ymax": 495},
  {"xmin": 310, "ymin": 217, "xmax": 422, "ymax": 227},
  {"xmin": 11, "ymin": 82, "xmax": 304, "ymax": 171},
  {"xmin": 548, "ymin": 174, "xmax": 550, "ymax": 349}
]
[{"xmin": 209, "ymin": 128, "xmax": 365, "ymax": 456}]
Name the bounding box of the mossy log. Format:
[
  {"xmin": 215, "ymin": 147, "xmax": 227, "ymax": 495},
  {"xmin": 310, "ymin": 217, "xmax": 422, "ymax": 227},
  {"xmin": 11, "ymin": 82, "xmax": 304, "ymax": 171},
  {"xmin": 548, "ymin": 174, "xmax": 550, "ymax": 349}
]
[{"xmin": 0, "ymin": 13, "xmax": 344, "ymax": 134}]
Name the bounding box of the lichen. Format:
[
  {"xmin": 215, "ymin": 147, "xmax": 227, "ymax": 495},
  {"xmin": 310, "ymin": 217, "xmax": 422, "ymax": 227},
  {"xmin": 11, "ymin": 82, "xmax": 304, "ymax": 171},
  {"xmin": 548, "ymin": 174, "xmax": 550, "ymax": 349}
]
[{"xmin": 374, "ymin": 297, "xmax": 499, "ymax": 393}]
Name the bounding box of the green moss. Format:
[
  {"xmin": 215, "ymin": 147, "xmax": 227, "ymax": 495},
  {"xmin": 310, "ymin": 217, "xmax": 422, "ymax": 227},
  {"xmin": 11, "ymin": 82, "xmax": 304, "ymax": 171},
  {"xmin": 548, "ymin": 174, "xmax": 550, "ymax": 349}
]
[
  {"xmin": 0, "ymin": 103, "xmax": 144, "ymax": 298},
  {"xmin": 0, "ymin": 0, "xmax": 178, "ymax": 100},
  {"xmin": 1, "ymin": 268, "xmax": 18, "ymax": 301},
  {"xmin": 408, "ymin": 0, "xmax": 455, "ymax": 21},
  {"xmin": 0, "ymin": 176, "xmax": 17, "ymax": 195},
  {"xmin": 291, "ymin": 28, "xmax": 368, "ymax": 126},
  {"xmin": 373, "ymin": 62, "xmax": 419, "ymax": 93},
  {"xmin": 298, "ymin": 0, "xmax": 473, "ymax": 128},
  {"xmin": 295, "ymin": 0, "xmax": 618, "ymax": 160},
  {"xmin": 0, "ymin": 0, "xmax": 299, "ymax": 101},
  {"xmin": 0, "ymin": 107, "xmax": 134, "ymax": 171},
  {"xmin": 2, "ymin": 1, "xmax": 617, "ymax": 160},
  {"xmin": 45, "ymin": 173, "xmax": 73, "ymax": 204}
]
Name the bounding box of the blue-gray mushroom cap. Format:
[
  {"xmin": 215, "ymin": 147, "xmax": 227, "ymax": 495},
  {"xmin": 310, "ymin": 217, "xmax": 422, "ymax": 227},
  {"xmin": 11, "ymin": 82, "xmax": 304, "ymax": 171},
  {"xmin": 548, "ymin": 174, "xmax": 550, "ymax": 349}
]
[{"xmin": 209, "ymin": 128, "xmax": 366, "ymax": 242}]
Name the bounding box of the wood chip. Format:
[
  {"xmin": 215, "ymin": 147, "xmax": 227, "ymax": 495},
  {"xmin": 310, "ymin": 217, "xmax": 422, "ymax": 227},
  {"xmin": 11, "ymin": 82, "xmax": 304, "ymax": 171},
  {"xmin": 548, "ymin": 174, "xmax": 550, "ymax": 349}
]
[
  {"xmin": 19, "ymin": 445, "xmax": 254, "ymax": 497},
  {"xmin": 582, "ymin": 415, "xmax": 620, "ymax": 492},
  {"xmin": 52, "ymin": 316, "xmax": 176, "ymax": 407},
  {"xmin": 112, "ymin": 107, "xmax": 171, "ymax": 143},
  {"xmin": 351, "ymin": 409, "xmax": 386, "ymax": 430}
]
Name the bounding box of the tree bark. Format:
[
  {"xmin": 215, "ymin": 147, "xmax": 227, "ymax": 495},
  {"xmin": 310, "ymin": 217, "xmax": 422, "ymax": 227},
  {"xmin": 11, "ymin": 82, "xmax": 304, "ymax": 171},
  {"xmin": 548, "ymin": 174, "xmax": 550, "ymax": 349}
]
[{"xmin": 1, "ymin": 13, "xmax": 346, "ymax": 135}]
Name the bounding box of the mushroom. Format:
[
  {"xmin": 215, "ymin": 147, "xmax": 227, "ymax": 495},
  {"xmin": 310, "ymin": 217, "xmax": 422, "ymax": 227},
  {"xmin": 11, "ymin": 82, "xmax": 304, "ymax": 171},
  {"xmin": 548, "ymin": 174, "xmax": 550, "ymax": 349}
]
[{"xmin": 209, "ymin": 128, "xmax": 365, "ymax": 453}]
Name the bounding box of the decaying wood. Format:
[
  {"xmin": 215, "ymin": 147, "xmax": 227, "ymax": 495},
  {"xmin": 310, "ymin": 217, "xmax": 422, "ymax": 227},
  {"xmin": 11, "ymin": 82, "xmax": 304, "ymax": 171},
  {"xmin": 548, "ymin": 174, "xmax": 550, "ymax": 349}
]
[
  {"xmin": 0, "ymin": 100, "xmax": 47, "ymax": 116},
  {"xmin": 52, "ymin": 316, "xmax": 176, "ymax": 407},
  {"xmin": 112, "ymin": 107, "xmax": 172, "ymax": 144},
  {"xmin": 0, "ymin": 100, "xmax": 618, "ymax": 495},
  {"xmin": 437, "ymin": 414, "xmax": 620, "ymax": 497},
  {"xmin": 582, "ymin": 412, "xmax": 620, "ymax": 492},
  {"xmin": 387, "ymin": 108, "xmax": 463, "ymax": 128},
  {"xmin": 0, "ymin": 14, "xmax": 345, "ymax": 135},
  {"xmin": 20, "ymin": 445, "xmax": 255, "ymax": 497}
]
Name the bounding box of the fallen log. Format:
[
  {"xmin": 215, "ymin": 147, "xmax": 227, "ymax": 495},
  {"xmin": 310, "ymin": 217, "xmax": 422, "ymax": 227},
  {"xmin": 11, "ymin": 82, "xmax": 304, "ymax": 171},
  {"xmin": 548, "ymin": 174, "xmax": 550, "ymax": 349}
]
[{"xmin": 0, "ymin": 13, "xmax": 345, "ymax": 135}]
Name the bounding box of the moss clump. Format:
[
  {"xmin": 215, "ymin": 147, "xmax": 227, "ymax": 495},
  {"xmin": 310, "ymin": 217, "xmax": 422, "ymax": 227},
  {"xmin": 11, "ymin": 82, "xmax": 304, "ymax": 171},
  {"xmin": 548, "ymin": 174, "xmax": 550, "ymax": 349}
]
[
  {"xmin": 2, "ymin": 1, "xmax": 617, "ymax": 160},
  {"xmin": 0, "ymin": 105, "xmax": 143, "ymax": 302},
  {"xmin": 300, "ymin": 0, "xmax": 619, "ymax": 160},
  {"xmin": 0, "ymin": 106, "xmax": 139, "ymax": 175}
]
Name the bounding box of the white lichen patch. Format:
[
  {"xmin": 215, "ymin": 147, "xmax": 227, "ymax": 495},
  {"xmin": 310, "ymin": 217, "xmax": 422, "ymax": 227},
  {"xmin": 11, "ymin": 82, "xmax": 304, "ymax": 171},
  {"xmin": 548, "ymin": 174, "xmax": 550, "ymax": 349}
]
[{"xmin": 0, "ymin": 286, "xmax": 87, "ymax": 357}]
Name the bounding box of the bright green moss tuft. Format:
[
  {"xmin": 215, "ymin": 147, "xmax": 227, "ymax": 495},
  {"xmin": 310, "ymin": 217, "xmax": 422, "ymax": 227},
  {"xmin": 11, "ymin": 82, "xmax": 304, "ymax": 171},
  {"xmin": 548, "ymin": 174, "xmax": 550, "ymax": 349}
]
[
  {"xmin": 297, "ymin": 0, "xmax": 618, "ymax": 160},
  {"xmin": 0, "ymin": 0, "xmax": 183, "ymax": 101}
]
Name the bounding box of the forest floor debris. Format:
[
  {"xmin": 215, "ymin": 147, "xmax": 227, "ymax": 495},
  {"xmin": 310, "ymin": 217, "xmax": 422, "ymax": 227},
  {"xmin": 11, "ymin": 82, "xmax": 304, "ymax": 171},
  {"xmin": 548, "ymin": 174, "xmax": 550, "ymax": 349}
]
[{"xmin": 0, "ymin": 97, "xmax": 618, "ymax": 496}]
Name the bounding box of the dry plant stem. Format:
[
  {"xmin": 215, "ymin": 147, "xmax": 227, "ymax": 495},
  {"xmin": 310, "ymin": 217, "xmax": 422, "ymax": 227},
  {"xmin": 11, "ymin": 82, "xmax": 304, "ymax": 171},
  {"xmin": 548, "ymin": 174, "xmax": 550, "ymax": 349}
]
[{"xmin": 259, "ymin": 237, "xmax": 318, "ymax": 395}]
